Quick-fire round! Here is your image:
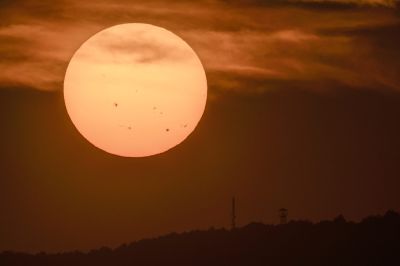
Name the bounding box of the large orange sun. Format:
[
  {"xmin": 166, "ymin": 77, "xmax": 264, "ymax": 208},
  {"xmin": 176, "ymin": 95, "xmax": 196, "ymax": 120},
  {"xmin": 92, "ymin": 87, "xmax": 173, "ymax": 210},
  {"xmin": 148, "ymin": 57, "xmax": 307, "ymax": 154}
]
[{"xmin": 64, "ymin": 23, "xmax": 207, "ymax": 157}]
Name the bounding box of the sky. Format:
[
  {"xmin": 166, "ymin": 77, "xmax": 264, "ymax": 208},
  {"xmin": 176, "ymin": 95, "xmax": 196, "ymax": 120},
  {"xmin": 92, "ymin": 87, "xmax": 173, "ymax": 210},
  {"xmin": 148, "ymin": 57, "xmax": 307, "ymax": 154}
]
[{"xmin": 1, "ymin": 0, "xmax": 400, "ymax": 252}]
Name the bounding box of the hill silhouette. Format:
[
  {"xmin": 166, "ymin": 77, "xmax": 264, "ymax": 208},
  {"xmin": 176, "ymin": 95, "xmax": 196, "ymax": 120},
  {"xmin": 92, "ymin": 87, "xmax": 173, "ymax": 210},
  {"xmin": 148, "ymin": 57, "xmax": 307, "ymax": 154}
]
[{"xmin": 1, "ymin": 210, "xmax": 399, "ymax": 266}]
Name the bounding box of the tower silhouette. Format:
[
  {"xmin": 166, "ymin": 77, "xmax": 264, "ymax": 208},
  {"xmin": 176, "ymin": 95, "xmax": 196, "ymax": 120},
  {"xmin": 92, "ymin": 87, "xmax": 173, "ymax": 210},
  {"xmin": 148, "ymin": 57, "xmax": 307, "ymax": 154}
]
[
  {"xmin": 279, "ymin": 208, "xmax": 288, "ymax": 224},
  {"xmin": 231, "ymin": 197, "xmax": 236, "ymax": 229}
]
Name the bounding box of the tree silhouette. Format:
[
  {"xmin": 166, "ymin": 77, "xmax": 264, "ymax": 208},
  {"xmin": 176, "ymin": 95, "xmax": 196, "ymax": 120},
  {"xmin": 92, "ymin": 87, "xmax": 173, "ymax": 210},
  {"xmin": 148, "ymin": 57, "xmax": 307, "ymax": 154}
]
[{"xmin": 1, "ymin": 210, "xmax": 399, "ymax": 266}]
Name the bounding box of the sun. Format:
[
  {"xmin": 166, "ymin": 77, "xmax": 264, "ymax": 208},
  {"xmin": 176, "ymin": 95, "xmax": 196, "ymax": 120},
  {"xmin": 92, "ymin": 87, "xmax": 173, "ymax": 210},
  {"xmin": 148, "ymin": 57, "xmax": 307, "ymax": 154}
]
[{"xmin": 63, "ymin": 23, "xmax": 207, "ymax": 157}]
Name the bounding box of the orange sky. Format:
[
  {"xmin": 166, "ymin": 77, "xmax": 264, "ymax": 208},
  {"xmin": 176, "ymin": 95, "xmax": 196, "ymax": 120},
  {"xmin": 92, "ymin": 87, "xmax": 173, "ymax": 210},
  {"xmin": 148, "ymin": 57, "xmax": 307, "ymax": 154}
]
[{"xmin": 0, "ymin": 0, "xmax": 400, "ymax": 253}]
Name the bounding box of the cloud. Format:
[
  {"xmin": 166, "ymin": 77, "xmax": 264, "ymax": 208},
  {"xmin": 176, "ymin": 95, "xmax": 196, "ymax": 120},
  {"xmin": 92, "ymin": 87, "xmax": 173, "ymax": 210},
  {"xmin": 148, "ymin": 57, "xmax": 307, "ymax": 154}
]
[
  {"xmin": 86, "ymin": 27, "xmax": 194, "ymax": 64},
  {"xmin": 0, "ymin": 0, "xmax": 399, "ymax": 94},
  {"xmin": 225, "ymin": 0, "xmax": 399, "ymax": 8},
  {"xmin": 0, "ymin": 23, "xmax": 100, "ymax": 90}
]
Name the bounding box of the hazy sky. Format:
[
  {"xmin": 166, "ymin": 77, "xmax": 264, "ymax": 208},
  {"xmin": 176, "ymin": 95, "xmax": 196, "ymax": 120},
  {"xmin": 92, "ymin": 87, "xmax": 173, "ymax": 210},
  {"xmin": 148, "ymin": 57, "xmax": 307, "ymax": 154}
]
[{"xmin": 1, "ymin": 0, "xmax": 400, "ymax": 252}]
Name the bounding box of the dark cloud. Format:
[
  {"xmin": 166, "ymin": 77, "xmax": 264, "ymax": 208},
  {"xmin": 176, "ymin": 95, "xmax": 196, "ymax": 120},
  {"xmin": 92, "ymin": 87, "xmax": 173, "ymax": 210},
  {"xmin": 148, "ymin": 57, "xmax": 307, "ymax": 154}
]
[
  {"xmin": 221, "ymin": 0, "xmax": 399, "ymax": 9},
  {"xmin": 317, "ymin": 22, "xmax": 400, "ymax": 89},
  {"xmin": 221, "ymin": 0, "xmax": 357, "ymax": 9}
]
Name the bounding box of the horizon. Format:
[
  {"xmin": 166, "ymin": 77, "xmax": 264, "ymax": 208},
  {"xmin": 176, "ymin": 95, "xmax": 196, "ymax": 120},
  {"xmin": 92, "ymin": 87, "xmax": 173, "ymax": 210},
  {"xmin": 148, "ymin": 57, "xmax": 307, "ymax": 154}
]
[{"xmin": 2, "ymin": 208, "xmax": 398, "ymax": 254}]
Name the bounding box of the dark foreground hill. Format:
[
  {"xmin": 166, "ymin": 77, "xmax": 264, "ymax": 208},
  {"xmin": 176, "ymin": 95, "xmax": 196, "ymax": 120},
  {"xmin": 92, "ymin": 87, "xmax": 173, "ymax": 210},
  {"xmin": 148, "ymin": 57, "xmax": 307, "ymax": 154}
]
[{"xmin": 1, "ymin": 211, "xmax": 400, "ymax": 266}]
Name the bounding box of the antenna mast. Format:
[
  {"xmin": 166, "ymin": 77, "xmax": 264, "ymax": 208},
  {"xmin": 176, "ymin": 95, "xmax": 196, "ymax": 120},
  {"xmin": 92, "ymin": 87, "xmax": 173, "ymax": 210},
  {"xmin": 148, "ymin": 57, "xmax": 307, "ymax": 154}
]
[{"xmin": 231, "ymin": 197, "xmax": 236, "ymax": 229}]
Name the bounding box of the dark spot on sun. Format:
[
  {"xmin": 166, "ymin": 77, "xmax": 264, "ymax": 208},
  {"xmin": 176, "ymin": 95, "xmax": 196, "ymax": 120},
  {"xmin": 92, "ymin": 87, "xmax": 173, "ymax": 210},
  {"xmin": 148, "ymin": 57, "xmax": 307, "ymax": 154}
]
[
  {"xmin": 166, "ymin": 128, "xmax": 170, "ymax": 132},
  {"xmin": 128, "ymin": 126, "xmax": 132, "ymax": 130},
  {"xmin": 153, "ymin": 106, "xmax": 157, "ymax": 110},
  {"xmin": 114, "ymin": 102, "xmax": 118, "ymax": 107}
]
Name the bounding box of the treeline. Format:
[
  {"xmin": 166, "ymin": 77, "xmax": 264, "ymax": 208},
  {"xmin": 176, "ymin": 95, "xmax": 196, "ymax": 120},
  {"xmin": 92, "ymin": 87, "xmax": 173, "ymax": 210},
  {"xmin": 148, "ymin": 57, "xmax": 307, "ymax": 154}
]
[{"xmin": 1, "ymin": 210, "xmax": 399, "ymax": 265}]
